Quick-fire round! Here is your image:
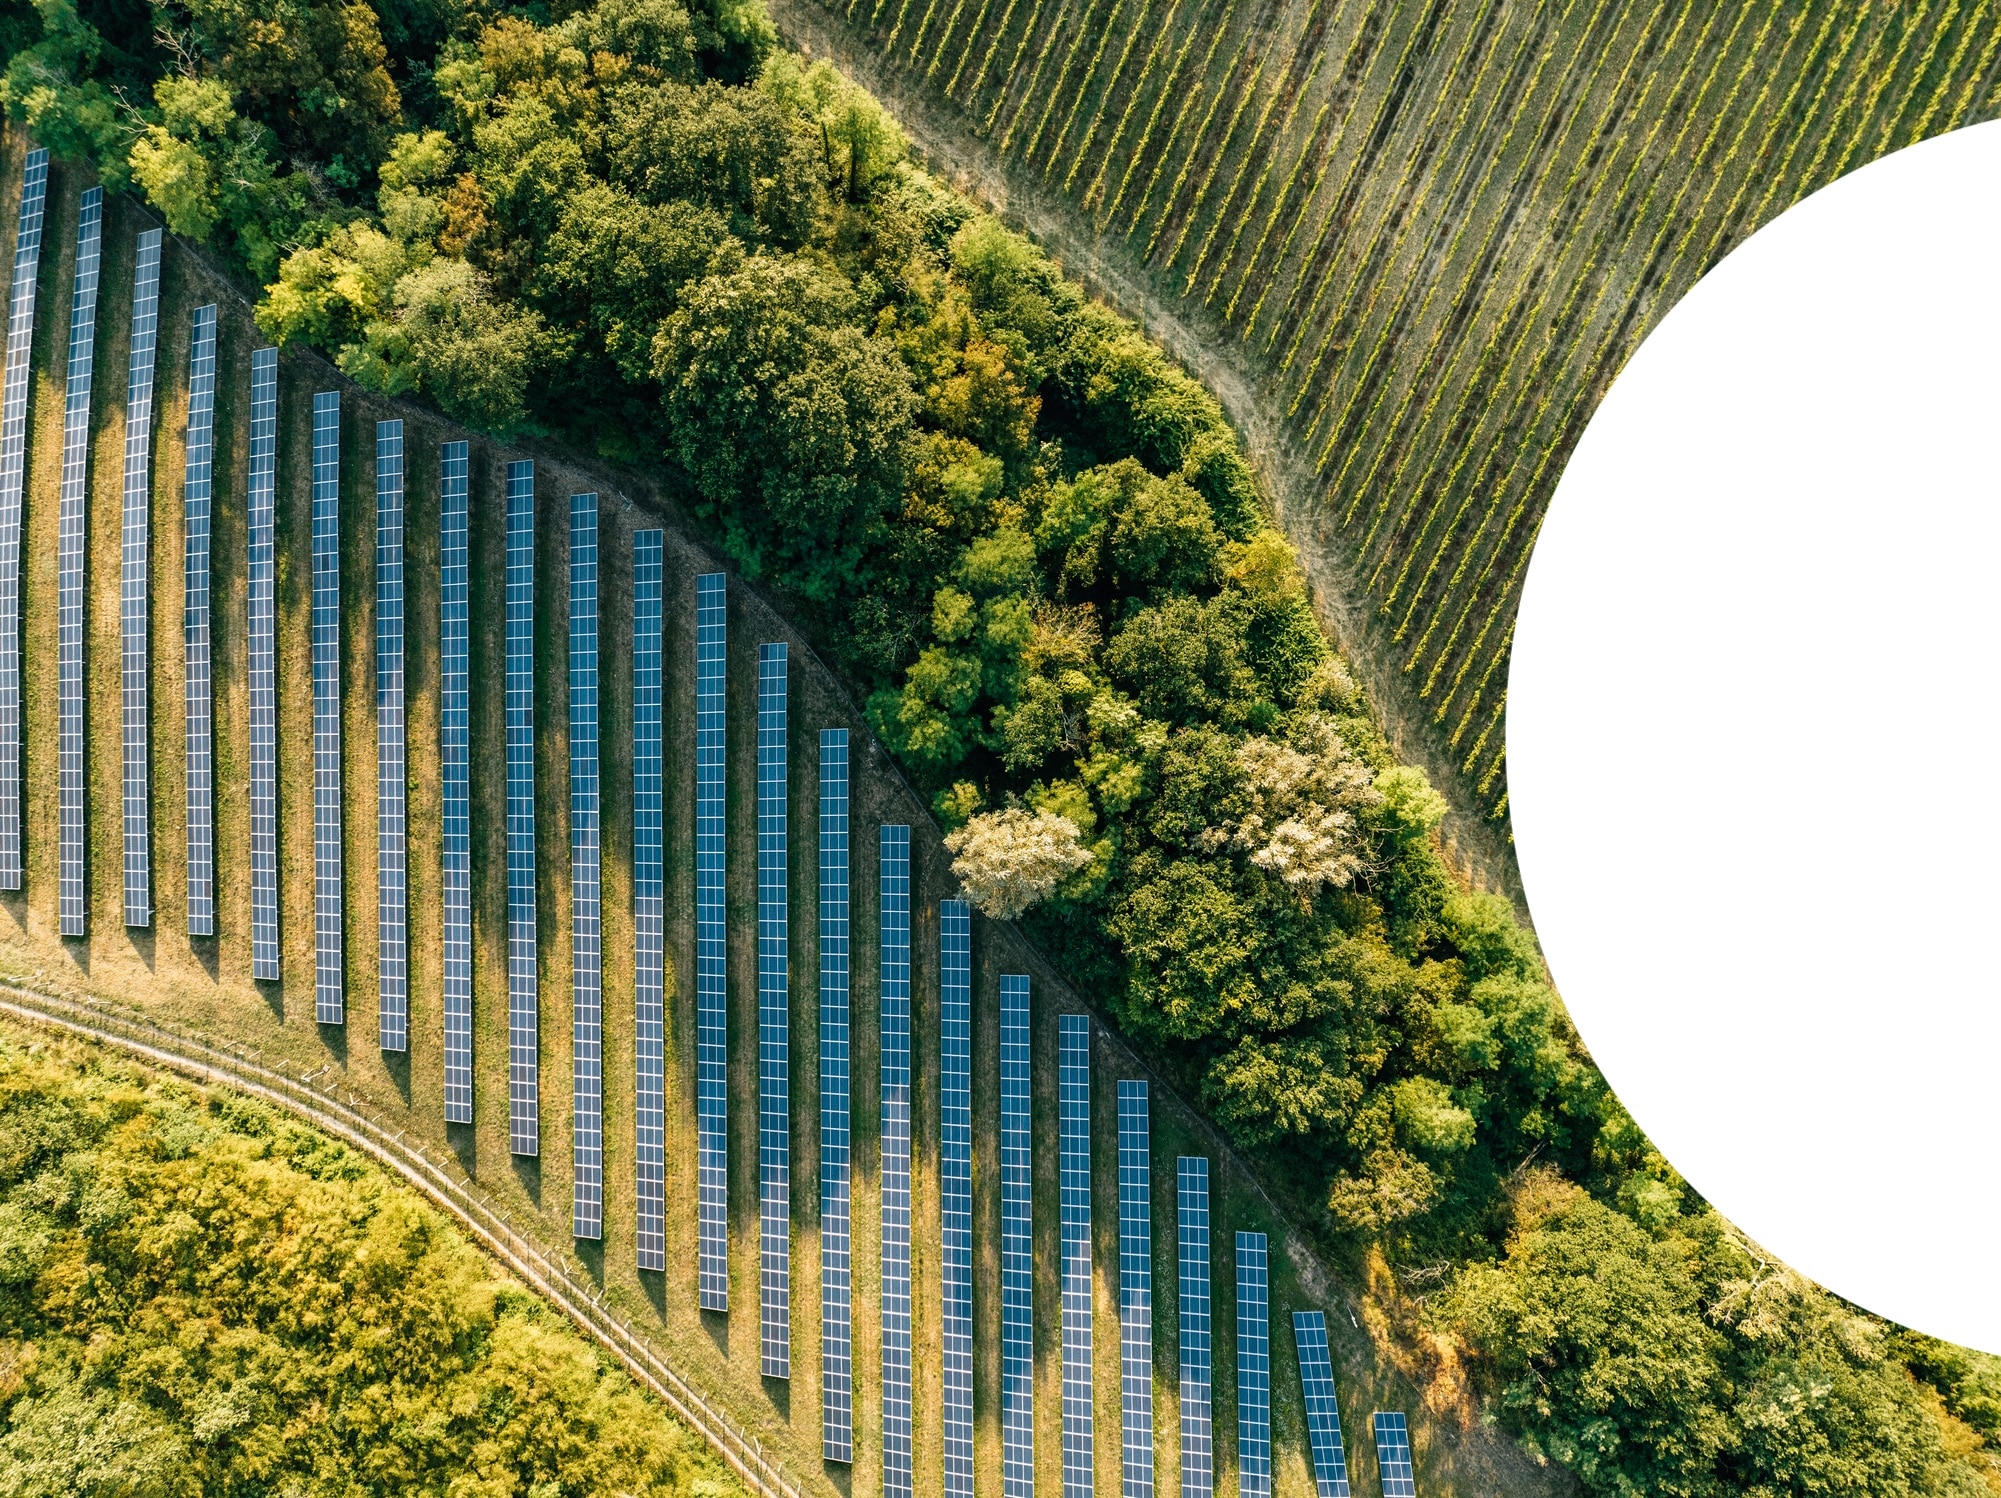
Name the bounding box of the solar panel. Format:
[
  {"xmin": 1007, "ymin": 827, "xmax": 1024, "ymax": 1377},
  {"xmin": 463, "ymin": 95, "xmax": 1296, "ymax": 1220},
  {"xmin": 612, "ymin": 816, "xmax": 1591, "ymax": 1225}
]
[
  {"xmin": 879, "ymin": 824, "xmax": 912, "ymax": 1498},
  {"xmin": 1001, "ymin": 971, "xmax": 1034, "ymax": 1498},
  {"xmin": 695, "ymin": 571, "xmax": 727, "ymax": 1310},
  {"xmin": 311, "ymin": 391, "xmax": 344, "ymax": 1023},
  {"xmin": 246, "ymin": 346, "xmax": 279, "ymax": 979},
  {"xmin": 120, "ymin": 229, "xmax": 161, "ymax": 930},
  {"xmin": 939, "ymin": 898, "xmax": 973, "ymax": 1496},
  {"xmin": 181, "ymin": 304, "xmax": 217, "ymax": 937},
  {"xmin": 0, "ymin": 147, "xmax": 48, "ymax": 891},
  {"xmin": 758, "ymin": 641, "xmax": 789, "ymax": 1377},
  {"xmin": 1293, "ymin": 1313, "xmax": 1350, "ymax": 1498},
  {"xmin": 1179, "ymin": 1157, "xmax": 1214, "ymax": 1498},
  {"xmin": 504, "ymin": 461, "xmax": 538, "ymax": 1156},
  {"xmin": 439, "ymin": 442, "xmax": 472, "ymax": 1123},
  {"xmin": 56, "ymin": 188, "xmax": 102, "ymax": 940},
  {"xmin": 374, "ymin": 421, "xmax": 407, "ymax": 1051},
  {"xmin": 1061, "ymin": 1013, "xmax": 1094, "ymax": 1498},
  {"xmin": 569, "ymin": 494, "xmax": 601, "ymax": 1240},
  {"xmin": 632, "ymin": 530, "xmax": 665, "ymax": 1270},
  {"xmin": 818, "ymin": 728, "xmax": 852, "ymax": 1462},
  {"xmin": 1371, "ymin": 1414, "xmax": 1415, "ymax": 1498},
  {"xmin": 1120, "ymin": 1081, "xmax": 1153, "ymax": 1498},
  {"xmin": 1236, "ymin": 1233, "xmax": 1271, "ymax": 1498}
]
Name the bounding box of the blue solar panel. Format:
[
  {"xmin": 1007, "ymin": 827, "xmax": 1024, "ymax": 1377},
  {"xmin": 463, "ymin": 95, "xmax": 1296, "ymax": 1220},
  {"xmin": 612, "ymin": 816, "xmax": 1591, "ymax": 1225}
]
[
  {"xmin": 939, "ymin": 898, "xmax": 973, "ymax": 1496},
  {"xmin": 758, "ymin": 642, "xmax": 790, "ymax": 1376},
  {"xmin": 818, "ymin": 729, "xmax": 852, "ymax": 1462},
  {"xmin": 505, "ymin": 461, "xmax": 538, "ymax": 1156},
  {"xmin": 1061, "ymin": 1013, "xmax": 1094, "ymax": 1498},
  {"xmin": 695, "ymin": 571, "xmax": 727, "ymax": 1310},
  {"xmin": 632, "ymin": 531, "xmax": 665, "ymax": 1270},
  {"xmin": 1236, "ymin": 1233, "xmax": 1271, "ymax": 1498},
  {"xmin": 439, "ymin": 443, "xmax": 472, "ymax": 1123},
  {"xmin": 374, "ymin": 422, "xmax": 406, "ymax": 1051},
  {"xmin": 1293, "ymin": 1313, "xmax": 1350, "ymax": 1498},
  {"xmin": 180, "ymin": 305, "xmax": 217, "ymax": 937},
  {"xmin": 1001, "ymin": 971, "xmax": 1034, "ymax": 1497},
  {"xmin": 1120, "ymin": 1080, "xmax": 1153, "ymax": 1498},
  {"xmin": 879, "ymin": 824, "xmax": 912, "ymax": 1498},
  {"xmin": 0, "ymin": 148, "xmax": 48, "ymax": 891},
  {"xmin": 1179, "ymin": 1157, "xmax": 1214, "ymax": 1498},
  {"xmin": 120, "ymin": 229, "xmax": 161, "ymax": 930},
  {"xmin": 1371, "ymin": 1414, "xmax": 1415, "ymax": 1498},
  {"xmin": 56, "ymin": 188, "xmax": 101, "ymax": 940},
  {"xmin": 569, "ymin": 494, "xmax": 601, "ymax": 1240},
  {"xmin": 246, "ymin": 347, "xmax": 279, "ymax": 979},
  {"xmin": 311, "ymin": 392, "xmax": 344, "ymax": 1023}
]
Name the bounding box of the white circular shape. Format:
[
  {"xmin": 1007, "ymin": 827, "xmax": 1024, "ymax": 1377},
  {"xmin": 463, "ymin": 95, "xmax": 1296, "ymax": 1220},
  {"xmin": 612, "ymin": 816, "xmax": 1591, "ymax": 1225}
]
[{"xmin": 1510, "ymin": 121, "xmax": 2001, "ymax": 1353}]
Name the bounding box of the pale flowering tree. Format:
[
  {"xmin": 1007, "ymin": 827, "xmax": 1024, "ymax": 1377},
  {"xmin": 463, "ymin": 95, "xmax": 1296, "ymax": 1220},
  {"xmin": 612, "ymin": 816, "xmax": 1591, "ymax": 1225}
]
[
  {"xmin": 1200, "ymin": 716, "xmax": 1384, "ymax": 894},
  {"xmin": 944, "ymin": 807, "xmax": 1093, "ymax": 920}
]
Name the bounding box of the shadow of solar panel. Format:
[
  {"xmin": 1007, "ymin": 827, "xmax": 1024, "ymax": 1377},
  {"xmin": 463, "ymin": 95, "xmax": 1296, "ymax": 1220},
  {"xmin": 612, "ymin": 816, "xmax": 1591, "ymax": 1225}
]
[
  {"xmin": 120, "ymin": 230, "xmax": 161, "ymax": 930},
  {"xmin": 1001, "ymin": 972, "xmax": 1034, "ymax": 1498},
  {"xmin": 695, "ymin": 571, "xmax": 727, "ymax": 1310},
  {"xmin": 879, "ymin": 824, "xmax": 912, "ymax": 1498},
  {"xmin": 375, "ymin": 421, "xmax": 407, "ymax": 1051},
  {"xmin": 246, "ymin": 347, "xmax": 279, "ymax": 979},
  {"xmin": 1061, "ymin": 1013, "xmax": 1094, "ymax": 1498},
  {"xmin": 181, "ymin": 304, "xmax": 216, "ymax": 937},
  {"xmin": 1119, "ymin": 1080, "xmax": 1153, "ymax": 1498},
  {"xmin": 1293, "ymin": 1313, "xmax": 1350, "ymax": 1498},
  {"xmin": 505, "ymin": 461, "xmax": 538, "ymax": 1157},
  {"xmin": 818, "ymin": 729, "xmax": 852, "ymax": 1462},
  {"xmin": 440, "ymin": 442, "xmax": 472, "ymax": 1123},
  {"xmin": 56, "ymin": 189, "xmax": 102, "ymax": 940},
  {"xmin": 311, "ymin": 391, "xmax": 344, "ymax": 1023},
  {"xmin": 570, "ymin": 494, "xmax": 601, "ymax": 1240},
  {"xmin": 0, "ymin": 147, "xmax": 48, "ymax": 891},
  {"xmin": 1236, "ymin": 1233, "xmax": 1272, "ymax": 1498},
  {"xmin": 1179, "ymin": 1156, "xmax": 1214, "ymax": 1498},
  {"xmin": 1371, "ymin": 1414, "xmax": 1415, "ymax": 1498},
  {"xmin": 633, "ymin": 531, "xmax": 665, "ymax": 1269},
  {"xmin": 940, "ymin": 898, "xmax": 972, "ymax": 1496}
]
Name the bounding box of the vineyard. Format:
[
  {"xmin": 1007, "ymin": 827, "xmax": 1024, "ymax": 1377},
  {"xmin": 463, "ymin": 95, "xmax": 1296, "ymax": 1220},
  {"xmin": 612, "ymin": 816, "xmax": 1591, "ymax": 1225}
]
[{"xmin": 800, "ymin": 0, "xmax": 2001, "ymax": 819}]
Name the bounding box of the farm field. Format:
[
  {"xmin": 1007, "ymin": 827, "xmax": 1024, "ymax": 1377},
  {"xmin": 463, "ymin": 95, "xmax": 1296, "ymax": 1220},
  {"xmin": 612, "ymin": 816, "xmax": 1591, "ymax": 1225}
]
[{"xmin": 795, "ymin": 0, "xmax": 2001, "ymax": 822}]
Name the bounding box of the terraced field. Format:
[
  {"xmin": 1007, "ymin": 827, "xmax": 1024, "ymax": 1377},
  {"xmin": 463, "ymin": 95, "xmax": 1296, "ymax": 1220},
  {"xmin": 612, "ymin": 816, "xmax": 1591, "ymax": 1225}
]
[{"xmin": 797, "ymin": 0, "xmax": 2001, "ymax": 820}]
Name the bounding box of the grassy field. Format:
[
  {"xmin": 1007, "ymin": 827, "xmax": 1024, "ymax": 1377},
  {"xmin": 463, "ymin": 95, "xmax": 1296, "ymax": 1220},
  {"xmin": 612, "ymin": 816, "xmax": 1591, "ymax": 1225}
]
[
  {"xmin": 798, "ymin": 0, "xmax": 2001, "ymax": 822},
  {"xmin": 0, "ymin": 146, "xmax": 1565, "ymax": 1497}
]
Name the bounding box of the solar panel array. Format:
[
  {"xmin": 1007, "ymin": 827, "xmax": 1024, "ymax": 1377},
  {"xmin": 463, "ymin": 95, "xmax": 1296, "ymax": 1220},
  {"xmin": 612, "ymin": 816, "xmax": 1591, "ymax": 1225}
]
[
  {"xmin": 311, "ymin": 391, "xmax": 344, "ymax": 1023},
  {"xmin": 119, "ymin": 230, "xmax": 161, "ymax": 930},
  {"xmin": 504, "ymin": 461, "xmax": 539, "ymax": 1156},
  {"xmin": 695, "ymin": 571, "xmax": 727, "ymax": 1310},
  {"xmin": 180, "ymin": 305, "xmax": 217, "ymax": 936},
  {"xmin": 1119, "ymin": 1080, "xmax": 1154, "ymax": 1498},
  {"xmin": 1294, "ymin": 1313, "xmax": 1351, "ymax": 1498},
  {"xmin": 1001, "ymin": 971, "xmax": 1034, "ymax": 1498},
  {"xmin": 374, "ymin": 422, "xmax": 407, "ymax": 1051},
  {"xmin": 1061, "ymin": 1013, "xmax": 1095, "ymax": 1498},
  {"xmin": 0, "ymin": 148, "xmax": 48, "ymax": 891},
  {"xmin": 569, "ymin": 494, "xmax": 602, "ymax": 1240},
  {"xmin": 1179, "ymin": 1157, "xmax": 1215, "ymax": 1498},
  {"xmin": 1372, "ymin": 1414, "xmax": 1416, "ymax": 1498},
  {"xmin": 1236, "ymin": 1233, "xmax": 1272, "ymax": 1498},
  {"xmin": 439, "ymin": 442, "xmax": 472, "ymax": 1122},
  {"xmin": 246, "ymin": 347, "xmax": 279, "ymax": 979},
  {"xmin": 817, "ymin": 729, "xmax": 852, "ymax": 1462},
  {"xmin": 879, "ymin": 824, "xmax": 912, "ymax": 1498},
  {"xmin": 632, "ymin": 531, "xmax": 666, "ymax": 1270},
  {"xmin": 939, "ymin": 899, "xmax": 973, "ymax": 1497},
  {"xmin": 56, "ymin": 188, "xmax": 102, "ymax": 940},
  {"xmin": 757, "ymin": 641, "xmax": 789, "ymax": 1378}
]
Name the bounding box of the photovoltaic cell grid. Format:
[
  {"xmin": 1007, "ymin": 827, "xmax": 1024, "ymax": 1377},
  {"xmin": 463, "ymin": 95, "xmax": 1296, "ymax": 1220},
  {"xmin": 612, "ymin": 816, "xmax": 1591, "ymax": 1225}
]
[
  {"xmin": 817, "ymin": 729, "xmax": 852, "ymax": 1462},
  {"xmin": 939, "ymin": 899, "xmax": 973, "ymax": 1496},
  {"xmin": 1180, "ymin": 1157, "xmax": 1215, "ymax": 1498},
  {"xmin": 879, "ymin": 824, "xmax": 913, "ymax": 1498},
  {"xmin": 375, "ymin": 422, "xmax": 407, "ymax": 1051},
  {"xmin": 632, "ymin": 531, "xmax": 665, "ymax": 1270},
  {"xmin": 1293, "ymin": 1313, "xmax": 1351, "ymax": 1498},
  {"xmin": 1001, "ymin": 972, "xmax": 1034, "ymax": 1498},
  {"xmin": 1372, "ymin": 1414, "xmax": 1416, "ymax": 1498},
  {"xmin": 0, "ymin": 148, "xmax": 48, "ymax": 890},
  {"xmin": 440, "ymin": 442, "xmax": 472, "ymax": 1123},
  {"xmin": 247, "ymin": 347, "xmax": 279, "ymax": 979},
  {"xmin": 505, "ymin": 461, "xmax": 538, "ymax": 1157},
  {"xmin": 569, "ymin": 494, "xmax": 602, "ymax": 1240},
  {"xmin": 1119, "ymin": 1081, "xmax": 1154, "ymax": 1498},
  {"xmin": 695, "ymin": 571, "xmax": 727, "ymax": 1310},
  {"xmin": 120, "ymin": 230, "xmax": 161, "ymax": 929},
  {"xmin": 56, "ymin": 188, "xmax": 102, "ymax": 939},
  {"xmin": 181, "ymin": 305, "xmax": 217, "ymax": 936},
  {"xmin": 1061, "ymin": 1013, "xmax": 1094, "ymax": 1498},
  {"xmin": 758, "ymin": 642, "xmax": 789, "ymax": 1377},
  {"xmin": 1237, "ymin": 1233, "xmax": 1272, "ymax": 1498},
  {"xmin": 311, "ymin": 392, "xmax": 344, "ymax": 1023}
]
